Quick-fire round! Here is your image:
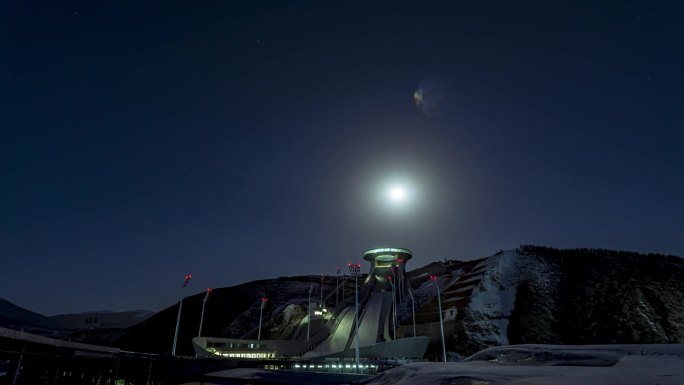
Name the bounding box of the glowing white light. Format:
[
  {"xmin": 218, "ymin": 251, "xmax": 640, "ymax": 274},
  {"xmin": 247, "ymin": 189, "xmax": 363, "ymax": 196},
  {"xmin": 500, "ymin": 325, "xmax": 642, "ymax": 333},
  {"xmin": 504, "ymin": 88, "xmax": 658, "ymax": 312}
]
[{"xmin": 389, "ymin": 186, "xmax": 406, "ymax": 202}]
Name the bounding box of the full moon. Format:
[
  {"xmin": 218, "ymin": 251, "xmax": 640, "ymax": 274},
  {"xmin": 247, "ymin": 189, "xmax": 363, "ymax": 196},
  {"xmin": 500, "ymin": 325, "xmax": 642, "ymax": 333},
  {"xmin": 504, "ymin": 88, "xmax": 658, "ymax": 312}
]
[{"xmin": 389, "ymin": 186, "xmax": 407, "ymax": 203}]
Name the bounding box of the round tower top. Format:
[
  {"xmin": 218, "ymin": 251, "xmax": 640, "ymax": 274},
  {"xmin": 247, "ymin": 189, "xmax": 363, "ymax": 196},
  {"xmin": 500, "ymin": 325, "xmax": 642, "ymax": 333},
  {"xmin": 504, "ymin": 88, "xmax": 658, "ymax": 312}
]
[{"xmin": 363, "ymin": 247, "xmax": 412, "ymax": 264}]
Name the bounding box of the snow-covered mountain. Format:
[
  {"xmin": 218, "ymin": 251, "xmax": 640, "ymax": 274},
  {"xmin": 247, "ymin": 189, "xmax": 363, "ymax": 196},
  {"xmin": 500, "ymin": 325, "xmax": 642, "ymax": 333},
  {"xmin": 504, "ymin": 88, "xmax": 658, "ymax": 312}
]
[
  {"xmin": 50, "ymin": 309, "xmax": 154, "ymax": 330},
  {"xmin": 409, "ymin": 246, "xmax": 684, "ymax": 356},
  {"xmin": 0, "ymin": 297, "xmax": 61, "ymax": 334},
  {"xmin": 0, "ymin": 297, "xmax": 154, "ymax": 343},
  {"xmin": 108, "ymin": 246, "xmax": 684, "ymax": 358}
]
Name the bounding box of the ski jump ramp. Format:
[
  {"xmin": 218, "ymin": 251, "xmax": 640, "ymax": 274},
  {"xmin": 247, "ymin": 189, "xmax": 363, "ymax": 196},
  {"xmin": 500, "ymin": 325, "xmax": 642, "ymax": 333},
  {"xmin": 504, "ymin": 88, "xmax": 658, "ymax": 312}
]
[{"xmin": 193, "ymin": 248, "xmax": 429, "ymax": 360}]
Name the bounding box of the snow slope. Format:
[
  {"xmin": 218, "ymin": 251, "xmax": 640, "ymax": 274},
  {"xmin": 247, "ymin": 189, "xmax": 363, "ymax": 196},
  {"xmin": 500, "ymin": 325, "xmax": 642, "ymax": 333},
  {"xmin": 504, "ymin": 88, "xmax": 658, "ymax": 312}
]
[
  {"xmin": 361, "ymin": 344, "xmax": 684, "ymax": 385},
  {"xmin": 462, "ymin": 251, "xmax": 559, "ymax": 349}
]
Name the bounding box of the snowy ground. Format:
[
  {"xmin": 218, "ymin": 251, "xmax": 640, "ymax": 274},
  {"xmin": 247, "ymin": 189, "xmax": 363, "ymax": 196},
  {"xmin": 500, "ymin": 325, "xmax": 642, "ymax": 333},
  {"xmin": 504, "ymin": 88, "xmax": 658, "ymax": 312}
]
[
  {"xmin": 182, "ymin": 344, "xmax": 684, "ymax": 385},
  {"xmin": 360, "ymin": 344, "xmax": 684, "ymax": 385}
]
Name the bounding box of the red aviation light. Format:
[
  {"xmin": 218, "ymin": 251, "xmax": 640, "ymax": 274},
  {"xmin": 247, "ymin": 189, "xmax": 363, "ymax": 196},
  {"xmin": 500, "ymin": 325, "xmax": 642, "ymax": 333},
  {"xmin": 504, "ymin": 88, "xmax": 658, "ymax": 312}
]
[
  {"xmin": 261, "ymin": 297, "xmax": 268, "ymax": 303},
  {"xmin": 429, "ymin": 275, "xmax": 438, "ymax": 281}
]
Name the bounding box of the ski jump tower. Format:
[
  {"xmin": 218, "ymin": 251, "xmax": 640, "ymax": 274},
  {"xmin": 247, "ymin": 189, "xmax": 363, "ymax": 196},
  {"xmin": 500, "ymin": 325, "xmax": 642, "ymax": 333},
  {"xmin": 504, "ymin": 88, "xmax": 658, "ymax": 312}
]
[
  {"xmin": 363, "ymin": 247, "xmax": 412, "ymax": 295},
  {"xmin": 348, "ymin": 247, "xmax": 413, "ymax": 345},
  {"xmin": 303, "ymin": 247, "xmax": 425, "ymax": 359},
  {"xmin": 192, "ymin": 247, "xmax": 429, "ymax": 360}
]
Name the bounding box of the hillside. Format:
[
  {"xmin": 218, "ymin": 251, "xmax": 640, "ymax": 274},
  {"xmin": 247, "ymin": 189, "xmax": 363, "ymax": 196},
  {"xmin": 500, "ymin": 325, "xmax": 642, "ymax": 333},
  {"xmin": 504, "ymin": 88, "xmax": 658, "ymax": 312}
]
[
  {"xmin": 114, "ymin": 275, "xmax": 340, "ymax": 355},
  {"xmin": 509, "ymin": 246, "xmax": 684, "ymax": 345},
  {"xmin": 0, "ymin": 298, "xmax": 62, "ymax": 334},
  {"xmin": 0, "ymin": 298, "xmax": 155, "ymax": 342},
  {"xmin": 88, "ymin": 246, "xmax": 684, "ymax": 358},
  {"xmin": 408, "ymin": 246, "xmax": 684, "ymax": 356},
  {"xmin": 50, "ymin": 309, "xmax": 154, "ymax": 330}
]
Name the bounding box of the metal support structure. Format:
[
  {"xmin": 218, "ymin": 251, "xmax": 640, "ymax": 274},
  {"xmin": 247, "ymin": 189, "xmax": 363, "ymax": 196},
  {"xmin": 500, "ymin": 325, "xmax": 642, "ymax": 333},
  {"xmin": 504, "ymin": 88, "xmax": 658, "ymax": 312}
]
[
  {"xmin": 11, "ymin": 346, "xmax": 25, "ymax": 385},
  {"xmin": 335, "ymin": 267, "xmax": 340, "ymax": 306},
  {"xmin": 258, "ymin": 296, "xmax": 268, "ymax": 341},
  {"xmin": 408, "ymin": 287, "xmax": 416, "ymax": 337},
  {"xmin": 430, "ymin": 275, "xmax": 447, "ymax": 362},
  {"xmin": 342, "ymin": 275, "xmax": 345, "ymax": 299},
  {"xmin": 113, "ymin": 355, "xmax": 121, "ymax": 384},
  {"xmin": 388, "ymin": 273, "xmax": 397, "ymax": 339},
  {"xmin": 145, "ymin": 360, "xmax": 153, "ymax": 385},
  {"xmin": 391, "ymin": 267, "xmax": 397, "ymax": 339},
  {"xmin": 348, "ymin": 263, "xmax": 361, "ymax": 372},
  {"xmin": 172, "ymin": 274, "xmax": 192, "ymax": 356},
  {"xmin": 396, "ymin": 259, "xmax": 404, "ymax": 303},
  {"xmin": 307, "ymin": 284, "xmax": 313, "ymax": 340},
  {"xmin": 198, "ymin": 288, "xmax": 212, "ymax": 338},
  {"xmin": 354, "ymin": 266, "xmax": 360, "ymax": 372}
]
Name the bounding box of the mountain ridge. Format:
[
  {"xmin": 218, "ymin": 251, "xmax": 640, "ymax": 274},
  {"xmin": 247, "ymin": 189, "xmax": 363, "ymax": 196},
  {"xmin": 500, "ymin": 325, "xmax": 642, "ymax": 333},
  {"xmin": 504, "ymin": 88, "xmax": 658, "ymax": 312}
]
[{"xmin": 3, "ymin": 246, "xmax": 682, "ymax": 359}]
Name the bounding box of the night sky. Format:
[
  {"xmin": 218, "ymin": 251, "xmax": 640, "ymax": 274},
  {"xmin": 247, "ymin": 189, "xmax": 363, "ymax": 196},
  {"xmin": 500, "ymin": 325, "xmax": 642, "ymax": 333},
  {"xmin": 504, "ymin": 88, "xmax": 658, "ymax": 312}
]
[{"xmin": 3, "ymin": 1, "xmax": 683, "ymax": 315}]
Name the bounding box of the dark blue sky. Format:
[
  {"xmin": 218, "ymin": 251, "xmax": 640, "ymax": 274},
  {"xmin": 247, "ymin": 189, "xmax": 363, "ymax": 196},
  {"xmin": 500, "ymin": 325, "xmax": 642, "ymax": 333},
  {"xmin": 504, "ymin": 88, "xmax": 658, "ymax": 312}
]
[{"xmin": 2, "ymin": 1, "xmax": 683, "ymax": 315}]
